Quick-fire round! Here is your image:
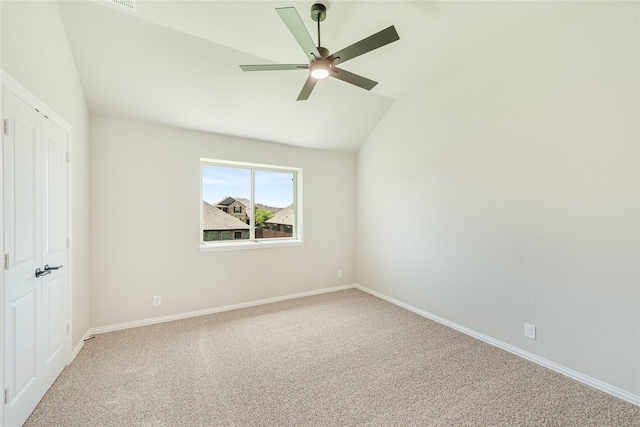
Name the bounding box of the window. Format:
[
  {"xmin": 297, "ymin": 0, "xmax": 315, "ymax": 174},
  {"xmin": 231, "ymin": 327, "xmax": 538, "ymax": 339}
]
[
  {"xmin": 204, "ymin": 231, "xmax": 219, "ymax": 241},
  {"xmin": 201, "ymin": 158, "xmax": 302, "ymax": 251}
]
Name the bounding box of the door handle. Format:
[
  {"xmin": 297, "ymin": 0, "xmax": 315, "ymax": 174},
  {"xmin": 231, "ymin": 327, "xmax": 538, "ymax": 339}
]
[
  {"xmin": 34, "ymin": 265, "xmax": 62, "ymax": 278},
  {"xmin": 35, "ymin": 268, "xmax": 51, "ymax": 278}
]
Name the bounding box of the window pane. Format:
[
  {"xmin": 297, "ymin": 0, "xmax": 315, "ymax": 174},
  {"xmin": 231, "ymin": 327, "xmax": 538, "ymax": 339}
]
[
  {"xmin": 202, "ymin": 165, "xmax": 251, "ymax": 241},
  {"xmin": 203, "ymin": 231, "xmax": 219, "ymax": 241},
  {"xmin": 254, "ymin": 170, "xmax": 294, "ymax": 239}
]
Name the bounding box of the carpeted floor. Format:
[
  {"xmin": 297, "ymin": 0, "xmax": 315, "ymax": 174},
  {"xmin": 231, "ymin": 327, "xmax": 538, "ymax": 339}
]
[{"xmin": 24, "ymin": 288, "xmax": 640, "ymax": 426}]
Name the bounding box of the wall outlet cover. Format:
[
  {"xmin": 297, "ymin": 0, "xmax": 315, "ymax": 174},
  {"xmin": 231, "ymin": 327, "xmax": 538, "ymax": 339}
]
[{"xmin": 524, "ymin": 323, "xmax": 536, "ymax": 340}]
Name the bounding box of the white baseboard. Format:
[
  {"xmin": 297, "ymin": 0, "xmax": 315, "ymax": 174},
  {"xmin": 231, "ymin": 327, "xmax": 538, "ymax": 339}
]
[
  {"xmin": 354, "ymin": 284, "xmax": 640, "ymax": 407},
  {"xmin": 89, "ymin": 284, "xmax": 356, "ymax": 335},
  {"xmin": 69, "ymin": 329, "xmax": 92, "ymax": 364}
]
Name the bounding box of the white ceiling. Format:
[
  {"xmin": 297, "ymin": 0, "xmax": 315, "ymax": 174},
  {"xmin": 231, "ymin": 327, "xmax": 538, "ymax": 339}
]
[{"xmin": 57, "ymin": 0, "xmax": 579, "ymax": 153}]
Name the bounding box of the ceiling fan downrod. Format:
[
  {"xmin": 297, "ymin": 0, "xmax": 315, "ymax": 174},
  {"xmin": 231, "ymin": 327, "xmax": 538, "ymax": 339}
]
[{"xmin": 310, "ymin": 3, "xmax": 326, "ymax": 49}]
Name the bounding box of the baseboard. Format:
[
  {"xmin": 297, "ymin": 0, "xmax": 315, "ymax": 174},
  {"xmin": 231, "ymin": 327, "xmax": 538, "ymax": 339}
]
[
  {"xmin": 354, "ymin": 284, "xmax": 640, "ymax": 407},
  {"xmin": 89, "ymin": 284, "xmax": 356, "ymax": 335},
  {"xmin": 69, "ymin": 329, "xmax": 92, "ymax": 364}
]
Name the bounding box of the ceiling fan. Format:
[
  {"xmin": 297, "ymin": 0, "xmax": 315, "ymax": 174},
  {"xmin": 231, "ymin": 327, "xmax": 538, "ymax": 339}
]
[{"xmin": 240, "ymin": 3, "xmax": 400, "ymax": 101}]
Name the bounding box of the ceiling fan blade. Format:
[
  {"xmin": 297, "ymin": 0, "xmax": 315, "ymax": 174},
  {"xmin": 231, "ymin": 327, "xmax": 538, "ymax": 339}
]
[
  {"xmin": 328, "ymin": 26, "xmax": 399, "ymax": 66},
  {"xmin": 276, "ymin": 7, "xmax": 321, "ymax": 61},
  {"xmin": 240, "ymin": 64, "xmax": 309, "ymax": 71},
  {"xmin": 297, "ymin": 75, "xmax": 317, "ymax": 101},
  {"xmin": 330, "ymin": 67, "xmax": 378, "ymax": 91}
]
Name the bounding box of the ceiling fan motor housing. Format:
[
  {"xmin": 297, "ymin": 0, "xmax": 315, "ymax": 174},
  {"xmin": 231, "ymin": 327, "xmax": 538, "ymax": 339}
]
[{"xmin": 317, "ymin": 46, "xmax": 330, "ymax": 59}]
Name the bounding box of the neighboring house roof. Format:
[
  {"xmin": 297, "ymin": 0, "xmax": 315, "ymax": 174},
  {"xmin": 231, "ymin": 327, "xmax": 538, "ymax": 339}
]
[
  {"xmin": 216, "ymin": 197, "xmax": 236, "ymax": 207},
  {"xmin": 266, "ymin": 205, "xmax": 294, "ymax": 226},
  {"xmin": 203, "ymin": 201, "xmax": 249, "ymax": 230}
]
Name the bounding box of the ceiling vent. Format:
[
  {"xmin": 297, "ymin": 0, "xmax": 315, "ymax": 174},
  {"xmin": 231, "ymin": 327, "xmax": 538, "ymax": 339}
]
[{"xmin": 108, "ymin": 0, "xmax": 136, "ymax": 11}]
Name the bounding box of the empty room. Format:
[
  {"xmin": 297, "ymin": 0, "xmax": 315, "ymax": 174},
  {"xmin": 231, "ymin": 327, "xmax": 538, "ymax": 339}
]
[{"xmin": 1, "ymin": 0, "xmax": 639, "ymax": 425}]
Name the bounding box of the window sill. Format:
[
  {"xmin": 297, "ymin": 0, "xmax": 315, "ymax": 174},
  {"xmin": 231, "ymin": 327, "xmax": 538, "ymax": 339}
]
[{"xmin": 199, "ymin": 239, "xmax": 303, "ymax": 252}]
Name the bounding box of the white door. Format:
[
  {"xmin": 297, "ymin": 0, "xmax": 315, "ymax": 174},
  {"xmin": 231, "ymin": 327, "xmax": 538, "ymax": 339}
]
[
  {"xmin": 39, "ymin": 117, "xmax": 68, "ymax": 391},
  {"xmin": 3, "ymin": 89, "xmax": 68, "ymax": 427}
]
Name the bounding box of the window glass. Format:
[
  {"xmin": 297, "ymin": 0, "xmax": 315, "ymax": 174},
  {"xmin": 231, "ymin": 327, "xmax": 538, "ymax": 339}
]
[
  {"xmin": 254, "ymin": 170, "xmax": 294, "ymax": 240},
  {"xmin": 202, "ymin": 165, "xmax": 250, "ymax": 241}
]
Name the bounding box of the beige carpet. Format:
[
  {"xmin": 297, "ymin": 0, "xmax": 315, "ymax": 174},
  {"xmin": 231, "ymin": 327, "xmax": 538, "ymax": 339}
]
[{"xmin": 25, "ymin": 289, "xmax": 640, "ymax": 426}]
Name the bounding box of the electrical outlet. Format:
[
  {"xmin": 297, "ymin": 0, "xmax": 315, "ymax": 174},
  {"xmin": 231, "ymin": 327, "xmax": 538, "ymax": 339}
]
[
  {"xmin": 524, "ymin": 323, "xmax": 536, "ymax": 340},
  {"xmin": 338, "ymin": 270, "xmax": 343, "ymax": 279},
  {"xmin": 153, "ymin": 295, "xmax": 162, "ymax": 307}
]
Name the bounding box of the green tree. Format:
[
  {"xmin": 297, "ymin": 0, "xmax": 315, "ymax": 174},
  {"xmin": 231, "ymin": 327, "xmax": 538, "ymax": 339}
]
[{"xmin": 255, "ymin": 208, "xmax": 274, "ymax": 227}]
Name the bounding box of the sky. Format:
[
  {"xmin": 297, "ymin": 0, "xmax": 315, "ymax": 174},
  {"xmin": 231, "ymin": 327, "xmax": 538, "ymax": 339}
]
[{"xmin": 202, "ymin": 165, "xmax": 294, "ymax": 208}]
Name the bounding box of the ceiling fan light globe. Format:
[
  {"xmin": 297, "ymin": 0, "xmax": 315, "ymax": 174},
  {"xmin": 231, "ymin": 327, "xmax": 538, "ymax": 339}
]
[
  {"xmin": 310, "ymin": 61, "xmax": 330, "ymax": 79},
  {"xmin": 311, "ymin": 68, "xmax": 330, "ymax": 79}
]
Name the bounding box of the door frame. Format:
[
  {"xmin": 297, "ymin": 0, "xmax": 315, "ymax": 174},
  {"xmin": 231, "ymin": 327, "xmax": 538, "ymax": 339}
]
[{"xmin": 1, "ymin": 71, "xmax": 74, "ymax": 426}]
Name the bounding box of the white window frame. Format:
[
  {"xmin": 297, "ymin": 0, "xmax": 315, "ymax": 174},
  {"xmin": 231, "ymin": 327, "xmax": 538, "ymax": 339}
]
[{"xmin": 200, "ymin": 158, "xmax": 303, "ymax": 252}]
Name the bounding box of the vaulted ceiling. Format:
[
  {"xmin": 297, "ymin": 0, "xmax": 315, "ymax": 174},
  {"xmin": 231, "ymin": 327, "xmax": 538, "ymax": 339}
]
[{"xmin": 58, "ymin": 1, "xmax": 578, "ymax": 152}]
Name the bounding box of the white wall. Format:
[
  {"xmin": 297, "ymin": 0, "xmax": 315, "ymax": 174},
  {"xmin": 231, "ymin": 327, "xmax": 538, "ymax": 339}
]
[
  {"xmin": 1, "ymin": 1, "xmax": 91, "ymax": 354},
  {"xmin": 90, "ymin": 116, "xmax": 355, "ymax": 327},
  {"xmin": 356, "ymin": 2, "xmax": 639, "ymax": 396}
]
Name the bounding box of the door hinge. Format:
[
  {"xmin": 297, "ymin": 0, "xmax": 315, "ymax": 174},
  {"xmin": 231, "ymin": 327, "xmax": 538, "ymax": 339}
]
[
  {"xmin": 66, "ymin": 238, "xmax": 71, "ymax": 249},
  {"xmin": 3, "ymin": 119, "xmax": 8, "ymax": 136},
  {"xmin": 4, "ymin": 388, "xmax": 9, "ymax": 404},
  {"xmin": 66, "ymin": 152, "xmax": 70, "ymax": 163},
  {"xmin": 4, "ymin": 253, "xmax": 9, "ymax": 270},
  {"xmin": 66, "ymin": 324, "xmax": 70, "ymax": 336}
]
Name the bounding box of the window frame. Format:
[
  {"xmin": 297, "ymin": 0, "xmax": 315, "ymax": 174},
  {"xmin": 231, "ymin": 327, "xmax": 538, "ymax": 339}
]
[{"xmin": 200, "ymin": 158, "xmax": 303, "ymax": 252}]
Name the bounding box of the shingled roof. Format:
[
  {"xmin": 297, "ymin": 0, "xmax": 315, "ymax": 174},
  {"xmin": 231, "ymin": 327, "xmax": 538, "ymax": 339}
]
[
  {"xmin": 203, "ymin": 201, "xmax": 250, "ymax": 230},
  {"xmin": 266, "ymin": 205, "xmax": 294, "ymax": 226}
]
